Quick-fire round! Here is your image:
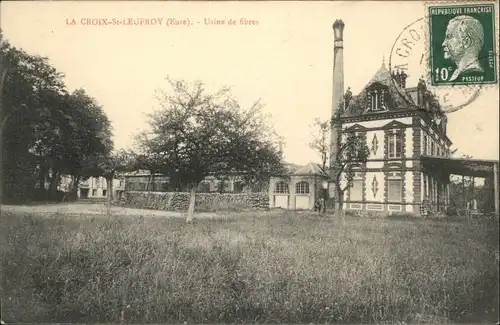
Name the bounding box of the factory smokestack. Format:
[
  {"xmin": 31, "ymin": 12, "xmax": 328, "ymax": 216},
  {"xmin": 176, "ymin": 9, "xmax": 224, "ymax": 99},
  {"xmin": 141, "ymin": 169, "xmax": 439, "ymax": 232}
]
[{"xmin": 330, "ymin": 19, "xmax": 345, "ymax": 168}]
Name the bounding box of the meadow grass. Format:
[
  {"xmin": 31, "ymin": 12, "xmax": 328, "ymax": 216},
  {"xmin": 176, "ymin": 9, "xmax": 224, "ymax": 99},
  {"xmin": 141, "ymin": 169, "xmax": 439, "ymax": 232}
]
[{"xmin": 1, "ymin": 210, "xmax": 498, "ymax": 323}]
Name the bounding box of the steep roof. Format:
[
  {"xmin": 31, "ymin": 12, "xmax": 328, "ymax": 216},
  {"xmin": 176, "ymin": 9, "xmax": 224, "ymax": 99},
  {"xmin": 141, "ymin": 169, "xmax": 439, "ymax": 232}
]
[
  {"xmin": 281, "ymin": 161, "xmax": 302, "ymax": 174},
  {"xmin": 292, "ymin": 162, "xmax": 328, "ymax": 176},
  {"xmin": 344, "ymin": 64, "xmax": 418, "ymax": 117}
]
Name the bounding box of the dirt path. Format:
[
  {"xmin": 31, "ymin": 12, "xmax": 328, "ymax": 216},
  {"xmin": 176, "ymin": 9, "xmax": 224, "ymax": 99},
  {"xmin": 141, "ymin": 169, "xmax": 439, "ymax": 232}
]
[{"xmin": 1, "ymin": 203, "xmax": 220, "ymax": 219}]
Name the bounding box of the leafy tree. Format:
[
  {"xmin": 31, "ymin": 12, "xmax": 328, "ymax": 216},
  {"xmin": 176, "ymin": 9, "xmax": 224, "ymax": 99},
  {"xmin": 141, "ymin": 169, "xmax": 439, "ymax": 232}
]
[
  {"xmin": 0, "ymin": 30, "xmax": 8, "ymax": 201},
  {"xmin": 0, "ymin": 35, "xmax": 68, "ymax": 200},
  {"xmin": 309, "ymin": 118, "xmax": 329, "ymax": 170},
  {"xmin": 138, "ymin": 77, "xmax": 285, "ymax": 222},
  {"xmin": 0, "ymin": 32, "xmax": 113, "ymax": 202},
  {"xmin": 329, "ymin": 102, "xmax": 370, "ymax": 219}
]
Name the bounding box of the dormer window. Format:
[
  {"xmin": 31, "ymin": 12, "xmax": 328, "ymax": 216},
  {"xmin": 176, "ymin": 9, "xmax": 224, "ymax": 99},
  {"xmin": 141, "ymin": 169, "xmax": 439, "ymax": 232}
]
[
  {"xmin": 367, "ymin": 85, "xmax": 388, "ymax": 112},
  {"xmin": 373, "ymin": 90, "xmax": 381, "ymax": 110}
]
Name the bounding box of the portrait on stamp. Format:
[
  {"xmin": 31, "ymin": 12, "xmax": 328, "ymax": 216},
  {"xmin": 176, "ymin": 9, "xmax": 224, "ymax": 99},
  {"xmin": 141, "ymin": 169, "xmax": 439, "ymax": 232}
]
[
  {"xmin": 442, "ymin": 15, "xmax": 485, "ymax": 81},
  {"xmin": 429, "ymin": 4, "xmax": 497, "ymax": 85}
]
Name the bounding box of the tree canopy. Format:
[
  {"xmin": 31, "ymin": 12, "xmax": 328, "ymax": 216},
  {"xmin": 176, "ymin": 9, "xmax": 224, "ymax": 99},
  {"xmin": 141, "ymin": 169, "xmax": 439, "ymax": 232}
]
[
  {"xmin": 138, "ymin": 77, "xmax": 285, "ymax": 222},
  {"xmin": 0, "ymin": 31, "xmax": 113, "ymax": 202}
]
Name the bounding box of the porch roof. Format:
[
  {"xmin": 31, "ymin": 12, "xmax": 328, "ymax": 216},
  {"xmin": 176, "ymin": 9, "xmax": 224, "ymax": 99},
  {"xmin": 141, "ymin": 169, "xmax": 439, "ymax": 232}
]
[{"xmin": 420, "ymin": 155, "xmax": 499, "ymax": 178}]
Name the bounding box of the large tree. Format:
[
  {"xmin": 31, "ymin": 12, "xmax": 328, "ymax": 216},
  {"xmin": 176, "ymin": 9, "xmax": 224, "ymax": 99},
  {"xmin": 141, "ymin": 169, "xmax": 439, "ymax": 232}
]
[
  {"xmin": 0, "ymin": 31, "xmax": 8, "ymax": 202},
  {"xmin": 0, "ymin": 32, "xmax": 113, "ymax": 202},
  {"xmin": 329, "ymin": 104, "xmax": 370, "ymax": 219},
  {"xmin": 138, "ymin": 77, "xmax": 285, "ymax": 222},
  {"xmin": 60, "ymin": 89, "xmax": 113, "ymax": 197},
  {"xmin": 0, "ymin": 34, "xmax": 67, "ymax": 201}
]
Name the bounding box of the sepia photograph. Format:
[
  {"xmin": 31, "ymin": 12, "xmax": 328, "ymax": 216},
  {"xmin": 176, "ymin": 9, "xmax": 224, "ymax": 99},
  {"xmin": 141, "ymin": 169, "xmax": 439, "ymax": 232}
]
[{"xmin": 0, "ymin": 1, "xmax": 499, "ymax": 324}]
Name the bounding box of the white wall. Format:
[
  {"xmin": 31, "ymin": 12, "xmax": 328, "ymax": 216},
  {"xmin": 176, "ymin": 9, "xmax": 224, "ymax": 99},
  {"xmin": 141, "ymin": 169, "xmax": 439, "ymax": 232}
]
[
  {"xmin": 344, "ymin": 118, "xmax": 414, "ymax": 161},
  {"xmin": 365, "ymin": 171, "xmax": 385, "ymax": 202},
  {"xmin": 365, "ymin": 130, "xmax": 384, "ymax": 159},
  {"xmin": 405, "ymin": 171, "xmax": 413, "ymax": 204},
  {"xmin": 366, "ymin": 161, "xmax": 384, "ymax": 168},
  {"xmin": 405, "ymin": 128, "xmax": 413, "ymax": 157}
]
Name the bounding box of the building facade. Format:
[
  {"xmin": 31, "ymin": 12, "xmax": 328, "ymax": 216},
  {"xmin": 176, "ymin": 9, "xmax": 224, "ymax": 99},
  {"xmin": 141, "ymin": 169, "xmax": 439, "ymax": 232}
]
[
  {"xmin": 269, "ymin": 163, "xmax": 328, "ymax": 210},
  {"xmin": 59, "ymin": 175, "xmax": 125, "ymax": 200},
  {"xmin": 330, "ymin": 19, "xmax": 452, "ymax": 214},
  {"xmin": 123, "ymin": 170, "xmax": 268, "ymax": 194}
]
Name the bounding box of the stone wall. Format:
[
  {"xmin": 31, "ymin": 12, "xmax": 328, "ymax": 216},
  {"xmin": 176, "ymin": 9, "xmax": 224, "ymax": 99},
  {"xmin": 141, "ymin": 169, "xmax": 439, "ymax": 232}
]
[{"xmin": 119, "ymin": 191, "xmax": 269, "ymax": 211}]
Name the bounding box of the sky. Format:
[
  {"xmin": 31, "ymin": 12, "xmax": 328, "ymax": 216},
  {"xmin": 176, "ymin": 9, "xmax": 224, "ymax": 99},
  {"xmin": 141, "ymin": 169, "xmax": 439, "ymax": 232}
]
[{"xmin": 1, "ymin": 1, "xmax": 498, "ymax": 165}]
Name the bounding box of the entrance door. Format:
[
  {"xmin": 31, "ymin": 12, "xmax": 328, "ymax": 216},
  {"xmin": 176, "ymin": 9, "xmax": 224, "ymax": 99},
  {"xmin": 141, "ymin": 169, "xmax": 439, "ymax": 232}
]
[
  {"xmin": 295, "ymin": 195, "xmax": 309, "ymax": 210},
  {"xmin": 80, "ymin": 188, "xmax": 89, "ymax": 199},
  {"xmin": 274, "ymin": 195, "xmax": 288, "ymax": 208}
]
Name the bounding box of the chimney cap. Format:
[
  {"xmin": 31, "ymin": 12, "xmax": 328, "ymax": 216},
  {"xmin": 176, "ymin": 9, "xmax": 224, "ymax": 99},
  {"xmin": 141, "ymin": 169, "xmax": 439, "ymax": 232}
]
[{"xmin": 333, "ymin": 19, "xmax": 345, "ymax": 29}]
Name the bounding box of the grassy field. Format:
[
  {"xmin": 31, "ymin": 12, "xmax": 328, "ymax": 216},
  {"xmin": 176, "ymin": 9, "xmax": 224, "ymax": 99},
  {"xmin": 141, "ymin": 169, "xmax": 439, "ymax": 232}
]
[{"xmin": 1, "ymin": 209, "xmax": 498, "ymax": 324}]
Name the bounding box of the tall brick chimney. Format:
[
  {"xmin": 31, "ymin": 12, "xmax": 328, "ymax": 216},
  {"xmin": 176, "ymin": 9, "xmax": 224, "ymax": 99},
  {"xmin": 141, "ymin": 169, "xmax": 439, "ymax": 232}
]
[{"xmin": 330, "ymin": 19, "xmax": 345, "ymax": 168}]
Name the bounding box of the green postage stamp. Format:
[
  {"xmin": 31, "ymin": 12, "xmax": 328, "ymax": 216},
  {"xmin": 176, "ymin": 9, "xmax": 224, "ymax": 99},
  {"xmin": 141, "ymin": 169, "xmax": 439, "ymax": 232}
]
[{"xmin": 428, "ymin": 3, "xmax": 497, "ymax": 85}]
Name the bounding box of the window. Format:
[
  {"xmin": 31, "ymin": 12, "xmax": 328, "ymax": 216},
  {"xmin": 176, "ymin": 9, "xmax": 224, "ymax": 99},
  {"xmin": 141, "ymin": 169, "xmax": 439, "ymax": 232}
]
[
  {"xmin": 388, "ymin": 130, "xmax": 402, "ymax": 158},
  {"xmin": 349, "ymin": 131, "xmax": 366, "ymax": 159},
  {"xmin": 373, "ymin": 90, "xmax": 380, "ymax": 110},
  {"xmin": 349, "ymin": 172, "xmax": 363, "ymax": 201},
  {"xmin": 198, "ymin": 182, "xmax": 210, "ymax": 193},
  {"xmin": 274, "ymin": 181, "xmax": 289, "ymax": 194},
  {"xmin": 251, "ymin": 183, "xmax": 264, "ymax": 193},
  {"xmin": 102, "ymin": 190, "xmax": 107, "ymax": 197},
  {"xmin": 423, "ymin": 134, "xmax": 428, "ymax": 155},
  {"xmin": 387, "ymin": 171, "xmax": 402, "ymax": 202},
  {"xmin": 368, "ymin": 89, "xmax": 386, "ymax": 111},
  {"xmin": 350, "ymin": 132, "xmax": 359, "ymax": 157},
  {"xmin": 233, "ymin": 181, "xmax": 245, "ymax": 193},
  {"xmin": 431, "ymin": 141, "xmax": 435, "ymax": 156},
  {"xmin": 92, "ymin": 189, "xmax": 97, "ymax": 196},
  {"xmin": 295, "ymin": 182, "xmax": 309, "ymax": 194}
]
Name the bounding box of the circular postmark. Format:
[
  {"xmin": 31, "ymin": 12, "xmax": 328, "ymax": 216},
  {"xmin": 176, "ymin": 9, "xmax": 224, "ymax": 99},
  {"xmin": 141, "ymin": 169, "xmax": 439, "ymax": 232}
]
[{"xmin": 389, "ymin": 16, "xmax": 484, "ymax": 117}]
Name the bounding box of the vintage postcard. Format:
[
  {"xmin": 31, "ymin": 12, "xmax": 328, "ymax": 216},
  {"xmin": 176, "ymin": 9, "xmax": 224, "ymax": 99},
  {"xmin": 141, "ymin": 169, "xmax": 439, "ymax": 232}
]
[{"xmin": 0, "ymin": 1, "xmax": 498, "ymax": 324}]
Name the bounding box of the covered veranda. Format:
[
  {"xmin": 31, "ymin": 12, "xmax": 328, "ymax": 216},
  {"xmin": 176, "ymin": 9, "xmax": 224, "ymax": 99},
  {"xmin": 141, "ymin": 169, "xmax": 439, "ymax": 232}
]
[{"xmin": 421, "ymin": 155, "xmax": 499, "ymax": 216}]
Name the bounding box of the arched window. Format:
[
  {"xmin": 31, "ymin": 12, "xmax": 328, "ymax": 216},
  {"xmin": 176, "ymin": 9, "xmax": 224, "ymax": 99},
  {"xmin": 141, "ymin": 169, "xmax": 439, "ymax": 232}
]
[
  {"xmin": 295, "ymin": 181, "xmax": 309, "ymax": 194},
  {"xmin": 274, "ymin": 181, "xmax": 289, "ymax": 194}
]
